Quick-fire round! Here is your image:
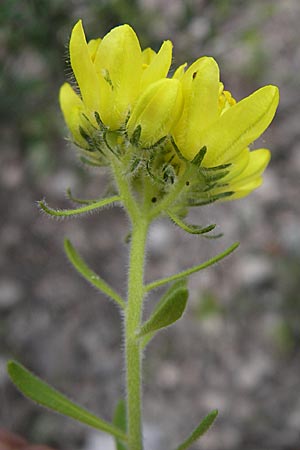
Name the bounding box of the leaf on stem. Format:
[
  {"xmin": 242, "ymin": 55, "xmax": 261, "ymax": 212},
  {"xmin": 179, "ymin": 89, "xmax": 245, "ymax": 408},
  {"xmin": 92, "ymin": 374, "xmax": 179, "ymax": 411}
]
[
  {"xmin": 66, "ymin": 187, "xmax": 100, "ymax": 205},
  {"xmin": 113, "ymin": 400, "xmax": 127, "ymax": 450},
  {"xmin": 138, "ymin": 279, "xmax": 188, "ymax": 339},
  {"xmin": 175, "ymin": 409, "xmax": 218, "ymax": 450},
  {"xmin": 64, "ymin": 239, "xmax": 125, "ymax": 309},
  {"xmin": 38, "ymin": 195, "xmax": 121, "ymax": 218},
  {"xmin": 145, "ymin": 242, "xmax": 239, "ymax": 292},
  {"xmin": 7, "ymin": 361, "xmax": 127, "ymax": 442},
  {"xmin": 168, "ymin": 210, "xmax": 216, "ymax": 235}
]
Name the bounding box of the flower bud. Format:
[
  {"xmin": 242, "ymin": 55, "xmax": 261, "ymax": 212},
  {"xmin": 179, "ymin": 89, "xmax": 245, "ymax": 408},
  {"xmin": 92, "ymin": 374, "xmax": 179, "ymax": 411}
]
[
  {"xmin": 59, "ymin": 83, "xmax": 88, "ymax": 148},
  {"xmin": 94, "ymin": 24, "xmax": 143, "ymax": 130},
  {"xmin": 127, "ymin": 78, "xmax": 183, "ymax": 147}
]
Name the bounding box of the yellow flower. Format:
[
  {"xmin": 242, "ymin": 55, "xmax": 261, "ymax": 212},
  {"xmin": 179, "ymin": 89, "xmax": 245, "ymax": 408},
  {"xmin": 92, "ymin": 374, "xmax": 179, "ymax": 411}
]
[
  {"xmin": 60, "ymin": 20, "xmax": 173, "ymax": 136},
  {"xmin": 127, "ymin": 78, "xmax": 183, "ymax": 147},
  {"xmin": 172, "ymin": 56, "xmax": 279, "ymax": 200},
  {"xmin": 59, "ymin": 21, "xmax": 279, "ymax": 203}
]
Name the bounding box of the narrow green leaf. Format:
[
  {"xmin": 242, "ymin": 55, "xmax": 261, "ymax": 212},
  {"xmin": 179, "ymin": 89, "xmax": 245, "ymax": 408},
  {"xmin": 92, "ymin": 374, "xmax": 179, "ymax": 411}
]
[
  {"xmin": 113, "ymin": 400, "xmax": 127, "ymax": 450},
  {"xmin": 38, "ymin": 195, "xmax": 121, "ymax": 217},
  {"xmin": 66, "ymin": 187, "xmax": 100, "ymax": 205},
  {"xmin": 145, "ymin": 242, "xmax": 239, "ymax": 292},
  {"xmin": 175, "ymin": 409, "xmax": 218, "ymax": 450},
  {"xmin": 138, "ymin": 280, "xmax": 188, "ymax": 338},
  {"xmin": 64, "ymin": 239, "xmax": 125, "ymax": 309},
  {"xmin": 141, "ymin": 280, "xmax": 186, "ymax": 348},
  {"xmin": 168, "ymin": 210, "xmax": 216, "ymax": 235},
  {"xmin": 7, "ymin": 361, "xmax": 127, "ymax": 442}
]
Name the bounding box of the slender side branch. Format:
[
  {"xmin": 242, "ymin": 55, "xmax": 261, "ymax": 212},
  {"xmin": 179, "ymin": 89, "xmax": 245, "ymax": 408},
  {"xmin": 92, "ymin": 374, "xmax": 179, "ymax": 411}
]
[
  {"xmin": 38, "ymin": 195, "xmax": 121, "ymax": 217},
  {"xmin": 145, "ymin": 242, "xmax": 239, "ymax": 292},
  {"xmin": 64, "ymin": 239, "xmax": 125, "ymax": 309}
]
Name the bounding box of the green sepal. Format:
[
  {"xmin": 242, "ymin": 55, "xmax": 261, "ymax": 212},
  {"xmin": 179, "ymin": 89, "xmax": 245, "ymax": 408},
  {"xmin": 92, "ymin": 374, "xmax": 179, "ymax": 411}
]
[
  {"xmin": 175, "ymin": 409, "xmax": 218, "ymax": 450},
  {"xmin": 130, "ymin": 156, "xmax": 141, "ymax": 173},
  {"xmin": 170, "ymin": 136, "xmax": 187, "ymax": 161},
  {"xmin": 7, "ymin": 361, "xmax": 127, "ymax": 442},
  {"xmin": 64, "ymin": 239, "xmax": 125, "ymax": 309},
  {"xmin": 138, "ymin": 279, "xmax": 188, "ymax": 338},
  {"xmin": 200, "ymin": 169, "xmax": 230, "ymax": 183},
  {"xmin": 113, "ymin": 400, "xmax": 127, "ymax": 450},
  {"xmin": 168, "ymin": 210, "xmax": 216, "ymax": 235},
  {"xmin": 191, "ymin": 146, "xmax": 207, "ymax": 166},
  {"xmin": 80, "ymin": 156, "xmax": 104, "ymax": 167},
  {"xmin": 79, "ymin": 126, "xmax": 95, "ymax": 151},
  {"xmin": 130, "ymin": 125, "xmax": 142, "ymax": 146},
  {"xmin": 143, "ymin": 135, "xmax": 167, "ymax": 151},
  {"xmin": 188, "ymin": 190, "xmax": 234, "ymax": 206},
  {"xmin": 94, "ymin": 111, "xmax": 106, "ymax": 131},
  {"xmin": 103, "ymin": 130, "xmax": 120, "ymax": 158},
  {"xmin": 201, "ymin": 162, "xmax": 231, "ymax": 172}
]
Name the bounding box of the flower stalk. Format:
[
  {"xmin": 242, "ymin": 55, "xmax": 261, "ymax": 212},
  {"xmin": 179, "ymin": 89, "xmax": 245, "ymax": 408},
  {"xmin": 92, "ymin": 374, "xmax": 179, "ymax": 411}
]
[{"xmin": 125, "ymin": 217, "xmax": 148, "ymax": 450}]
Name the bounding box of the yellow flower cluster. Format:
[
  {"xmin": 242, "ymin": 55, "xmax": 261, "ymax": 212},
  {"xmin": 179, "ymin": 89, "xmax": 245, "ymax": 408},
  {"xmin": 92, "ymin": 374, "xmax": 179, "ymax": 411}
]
[{"xmin": 60, "ymin": 21, "xmax": 279, "ymax": 201}]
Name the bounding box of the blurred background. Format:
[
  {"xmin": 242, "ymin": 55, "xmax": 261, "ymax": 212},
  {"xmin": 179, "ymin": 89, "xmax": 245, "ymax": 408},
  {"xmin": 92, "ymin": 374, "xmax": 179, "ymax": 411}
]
[{"xmin": 0, "ymin": 0, "xmax": 299, "ymax": 449}]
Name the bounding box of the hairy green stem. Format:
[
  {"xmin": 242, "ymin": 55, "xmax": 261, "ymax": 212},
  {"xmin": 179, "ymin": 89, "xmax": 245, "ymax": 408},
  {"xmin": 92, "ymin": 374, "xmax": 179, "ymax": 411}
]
[
  {"xmin": 125, "ymin": 217, "xmax": 148, "ymax": 450},
  {"xmin": 111, "ymin": 157, "xmax": 149, "ymax": 449}
]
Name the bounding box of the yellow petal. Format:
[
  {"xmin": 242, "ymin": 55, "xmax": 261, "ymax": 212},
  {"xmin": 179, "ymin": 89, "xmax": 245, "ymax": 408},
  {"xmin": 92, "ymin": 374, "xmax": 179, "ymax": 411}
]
[
  {"xmin": 59, "ymin": 83, "xmax": 87, "ymax": 148},
  {"xmin": 212, "ymin": 148, "xmax": 270, "ymax": 199},
  {"xmin": 229, "ymin": 148, "xmax": 271, "ymax": 186},
  {"xmin": 94, "ymin": 24, "xmax": 142, "ymax": 129},
  {"xmin": 173, "ymin": 57, "xmax": 220, "ymax": 159},
  {"xmin": 222, "ymin": 148, "xmax": 250, "ymax": 182},
  {"xmin": 201, "ymin": 85, "xmax": 279, "ymax": 166},
  {"xmin": 87, "ymin": 38, "xmax": 101, "ymax": 62},
  {"xmin": 225, "ymin": 177, "xmax": 263, "ymax": 200},
  {"xmin": 69, "ymin": 20, "xmax": 101, "ymax": 113},
  {"xmin": 127, "ymin": 78, "xmax": 183, "ymax": 146},
  {"xmin": 140, "ymin": 40, "xmax": 173, "ymax": 91},
  {"xmin": 172, "ymin": 63, "xmax": 187, "ymax": 80},
  {"xmin": 142, "ymin": 47, "xmax": 156, "ymax": 65}
]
